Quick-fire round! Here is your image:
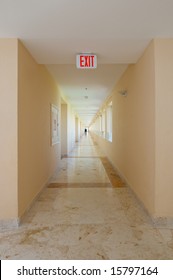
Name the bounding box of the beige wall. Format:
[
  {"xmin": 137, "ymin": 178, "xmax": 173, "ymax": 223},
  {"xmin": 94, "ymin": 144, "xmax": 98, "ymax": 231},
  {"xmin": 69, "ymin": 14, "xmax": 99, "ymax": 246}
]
[
  {"xmin": 0, "ymin": 39, "xmax": 18, "ymax": 220},
  {"xmin": 0, "ymin": 39, "xmax": 77, "ymax": 224},
  {"xmin": 75, "ymin": 117, "xmax": 80, "ymax": 142},
  {"xmin": 154, "ymin": 39, "xmax": 173, "ymax": 217},
  {"xmin": 18, "ymin": 41, "xmax": 61, "ymax": 218},
  {"xmin": 91, "ymin": 40, "xmax": 173, "ymax": 219},
  {"xmin": 67, "ymin": 104, "xmax": 76, "ymax": 154},
  {"xmin": 91, "ymin": 41, "xmax": 156, "ymax": 216},
  {"xmin": 61, "ymin": 103, "xmax": 68, "ymax": 156},
  {"xmin": 113, "ymin": 42, "xmax": 156, "ymax": 215}
]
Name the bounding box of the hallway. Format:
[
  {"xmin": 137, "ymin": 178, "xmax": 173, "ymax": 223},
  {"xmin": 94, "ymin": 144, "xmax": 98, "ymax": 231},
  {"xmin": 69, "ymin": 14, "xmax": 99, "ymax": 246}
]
[{"xmin": 0, "ymin": 134, "xmax": 173, "ymax": 260}]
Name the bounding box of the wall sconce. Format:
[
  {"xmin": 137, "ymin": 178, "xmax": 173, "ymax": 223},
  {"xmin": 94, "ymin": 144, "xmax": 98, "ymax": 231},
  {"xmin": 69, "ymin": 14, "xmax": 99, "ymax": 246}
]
[{"xmin": 119, "ymin": 90, "xmax": 128, "ymax": 97}]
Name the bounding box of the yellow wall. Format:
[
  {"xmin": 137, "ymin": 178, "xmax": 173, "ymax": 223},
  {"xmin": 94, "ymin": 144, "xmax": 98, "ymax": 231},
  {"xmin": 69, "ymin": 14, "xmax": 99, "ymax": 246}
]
[
  {"xmin": 91, "ymin": 41, "xmax": 156, "ymax": 216},
  {"xmin": 67, "ymin": 104, "xmax": 76, "ymax": 153},
  {"xmin": 18, "ymin": 41, "xmax": 61, "ymax": 218},
  {"xmin": 61, "ymin": 103, "xmax": 68, "ymax": 156},
  {"xmin": 92, "ymin": 40, "xmax": 173, "ymax": 219},
  {"xmin": 60, "ymin": 94, "xmax": 77, "ymax": 155},
  {"xmin": 154, "ymin": 39, "xmax": 173, "ymax": 217},
  {"xmin": 75, "ymin": 117, "xmax": 80, "ymax": 142},
  {"xmin": 0, "ymin": 39, "xmax": 78, "ymax": 224},
  {"xmin": 0, "ymin": 39, "xmax": 18, "ymax": 221},
  {"xmin": 113, "ymin": 42, "xmax": 156, "ymax": 215}
]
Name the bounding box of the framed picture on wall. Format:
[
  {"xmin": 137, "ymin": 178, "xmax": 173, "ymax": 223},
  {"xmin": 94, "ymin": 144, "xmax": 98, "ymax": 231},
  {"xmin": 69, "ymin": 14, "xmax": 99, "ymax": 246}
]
[{"xmin": 51, "ymin": 104, "xmax": 60, "ymax": 145}]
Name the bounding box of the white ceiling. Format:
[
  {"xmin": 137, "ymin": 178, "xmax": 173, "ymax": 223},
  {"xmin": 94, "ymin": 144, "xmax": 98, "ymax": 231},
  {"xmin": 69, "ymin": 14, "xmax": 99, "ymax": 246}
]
[{"xmin": 1, "ymin": 0, "xmax": 173, "ymax": 125}]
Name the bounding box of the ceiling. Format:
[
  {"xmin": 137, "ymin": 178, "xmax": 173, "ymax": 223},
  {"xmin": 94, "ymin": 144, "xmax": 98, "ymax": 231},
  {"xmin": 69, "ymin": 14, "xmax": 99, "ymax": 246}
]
[{"xmin": 1, "ymin": 0, "xmax": 173, "ymax": 125}]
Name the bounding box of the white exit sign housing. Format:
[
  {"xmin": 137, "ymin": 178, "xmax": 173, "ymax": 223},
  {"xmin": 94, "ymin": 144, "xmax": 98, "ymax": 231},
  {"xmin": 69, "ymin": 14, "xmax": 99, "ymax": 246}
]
[{"xmin": 76, "ymin": 54, "xmax": 97, "ymax": 69}]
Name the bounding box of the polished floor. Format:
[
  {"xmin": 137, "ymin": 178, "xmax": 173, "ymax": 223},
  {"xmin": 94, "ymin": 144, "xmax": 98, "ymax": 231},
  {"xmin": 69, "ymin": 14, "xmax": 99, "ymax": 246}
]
[{"xmin": 0, "ymin": 134, "xmax": 173, "ymax": 259}]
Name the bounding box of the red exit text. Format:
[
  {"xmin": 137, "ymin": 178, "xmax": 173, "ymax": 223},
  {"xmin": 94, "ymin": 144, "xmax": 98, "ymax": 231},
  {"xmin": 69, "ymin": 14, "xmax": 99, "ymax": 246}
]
[{"xmin": 76, "ymin": 54, "xmax": 97, "ymax": 69}]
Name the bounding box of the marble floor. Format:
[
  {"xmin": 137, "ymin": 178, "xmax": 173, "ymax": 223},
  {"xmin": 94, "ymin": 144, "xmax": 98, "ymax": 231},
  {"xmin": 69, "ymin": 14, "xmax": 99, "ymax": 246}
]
[{"xmin": 1, "ymin": 134, "xmax": 173, "ymax": 259}]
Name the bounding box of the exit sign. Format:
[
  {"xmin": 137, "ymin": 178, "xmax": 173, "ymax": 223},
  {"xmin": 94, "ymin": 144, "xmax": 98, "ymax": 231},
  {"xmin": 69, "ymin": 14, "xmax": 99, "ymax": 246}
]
[{"xmin": 76, "ymin": 54, "xmax": 97, "ymax": 69}]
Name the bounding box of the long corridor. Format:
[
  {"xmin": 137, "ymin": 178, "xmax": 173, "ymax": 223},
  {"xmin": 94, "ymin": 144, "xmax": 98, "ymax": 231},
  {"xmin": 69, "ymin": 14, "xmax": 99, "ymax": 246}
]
[{"xmin": 1, "ymin": 134, "xmax": 173, "ymax": 259}]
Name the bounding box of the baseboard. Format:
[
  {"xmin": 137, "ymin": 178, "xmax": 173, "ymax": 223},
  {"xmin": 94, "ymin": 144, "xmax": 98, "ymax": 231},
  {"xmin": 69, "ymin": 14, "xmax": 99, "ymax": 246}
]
[
  {"xmin": 0, "ymin": 218, "xmax": 20, "ymax": 231},
  {"xmin": 151, "ymin": 216, "xmax": 173, "ymax": 228}
]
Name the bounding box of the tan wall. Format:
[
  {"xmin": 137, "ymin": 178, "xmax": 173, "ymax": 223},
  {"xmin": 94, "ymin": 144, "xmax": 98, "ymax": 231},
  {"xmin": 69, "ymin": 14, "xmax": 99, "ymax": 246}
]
[
  {"xmin": 67, "ymin": 104, "xmax": 76, "ymax": 154},
  {"xmin": 18, "ymin": 41, "xmax": 61, "ymax": 218},
  {"xmin": 61, "ymin": 103, "xmax": 67, "ymax": 156},
  {"xmin": 154, "ymin": 39, "xmax": 173, "ymax": 217},
  {"xmin": 0, "ymin": 39, "xmax": 18, "ymax": 220},
  {"xmin": 75, "ymin": 117, "xmax": 80, "ymax": 142},
  {"xmin": 91, "ymin": 41, "xmax": 156, "ymax": 216},
  {"xmin": 113, "ymin": 42, "xmax": 156, "ymax": 215}
]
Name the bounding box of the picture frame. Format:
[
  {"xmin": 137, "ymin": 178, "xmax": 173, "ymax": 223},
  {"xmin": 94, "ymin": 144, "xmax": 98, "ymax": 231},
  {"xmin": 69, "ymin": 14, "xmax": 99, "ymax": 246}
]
[{"xmin": 51, "ymin": 104, "xmax": 60, "ymax": 145}]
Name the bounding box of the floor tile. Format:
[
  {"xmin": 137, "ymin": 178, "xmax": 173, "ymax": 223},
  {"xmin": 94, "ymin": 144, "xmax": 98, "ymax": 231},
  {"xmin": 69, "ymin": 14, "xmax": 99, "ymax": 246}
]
[{"xmin": 1, "ymin": 134, "xmax": 173, "ymax": 259}]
